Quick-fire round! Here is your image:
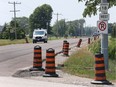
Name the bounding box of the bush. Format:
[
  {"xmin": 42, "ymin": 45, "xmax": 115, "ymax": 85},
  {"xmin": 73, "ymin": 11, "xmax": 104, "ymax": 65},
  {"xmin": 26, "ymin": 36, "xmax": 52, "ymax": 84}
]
[
  {"xmin": 88, "ymin": 39, "xmax": 101, "ymax": 54},
  {"xmin": 89, "ymin": 38, "xmax": 116, "ymax": 60},
  {"xmin": 111, "ymin": 24, "xmax": 116, "ymax": 38},
  {"xmin": 108, "ymin": 38, "xmax": 116, "ymax": 60}
]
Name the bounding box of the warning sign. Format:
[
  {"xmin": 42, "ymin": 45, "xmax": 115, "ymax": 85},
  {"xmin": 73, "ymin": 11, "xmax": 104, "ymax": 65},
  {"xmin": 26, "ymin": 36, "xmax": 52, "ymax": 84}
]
[{"xmin": 97, "ymin": 21, "xmax": 108, "ymax": 34}]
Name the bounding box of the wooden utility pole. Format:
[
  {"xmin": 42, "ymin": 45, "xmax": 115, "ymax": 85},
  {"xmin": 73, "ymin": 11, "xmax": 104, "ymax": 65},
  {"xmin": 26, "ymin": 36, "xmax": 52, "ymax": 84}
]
[
  {"xmin": 8, "ymin": 1, "xmax": 21, "ymax": 39},
  {"xmin": 54, "ymin": 13, "xmax": 62, "ymax": 37}
]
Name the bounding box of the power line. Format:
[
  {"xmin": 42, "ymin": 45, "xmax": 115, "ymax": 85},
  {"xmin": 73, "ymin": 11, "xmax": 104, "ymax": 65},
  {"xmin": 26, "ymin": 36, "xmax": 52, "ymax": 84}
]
[
  {"xmin": 54, "ymin": 13, "xmax": 62, "ymax": 23},
  {"xmin": 8, "ymin": 1, "xmax": 21, "ymax": 39}
]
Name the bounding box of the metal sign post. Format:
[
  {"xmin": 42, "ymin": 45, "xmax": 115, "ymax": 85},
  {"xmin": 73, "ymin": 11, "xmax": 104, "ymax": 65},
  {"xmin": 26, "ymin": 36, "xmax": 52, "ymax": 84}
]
[{"xmin": 99, "ymin": 0, "xmax": 109, "ymax": 70}]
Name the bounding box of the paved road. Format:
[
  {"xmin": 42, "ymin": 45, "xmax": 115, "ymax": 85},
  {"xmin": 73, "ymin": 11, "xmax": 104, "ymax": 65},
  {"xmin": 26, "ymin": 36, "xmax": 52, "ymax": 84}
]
[{"xmin": 0, "ymin": 38, "xmax": 87, "ymax": 76}]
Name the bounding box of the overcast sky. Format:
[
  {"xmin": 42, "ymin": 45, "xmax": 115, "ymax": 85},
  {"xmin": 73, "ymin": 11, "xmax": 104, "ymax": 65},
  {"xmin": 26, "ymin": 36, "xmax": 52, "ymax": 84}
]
[{"xmin": 0, "ymin": 0, "xmax": 116, "ymax": 26}]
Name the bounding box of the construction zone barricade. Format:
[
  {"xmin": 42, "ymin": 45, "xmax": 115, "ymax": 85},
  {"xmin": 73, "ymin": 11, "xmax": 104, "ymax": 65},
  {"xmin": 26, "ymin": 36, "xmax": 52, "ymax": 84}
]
[
  {"xmin": 43, "ymin": 48, "xmax": 58, "ymax": 77},
  {"xmin": 30, "ymin": 45, "xmax": 44, "ymax": 71},
  {"xmin": 63, "ymin": 42, "xmax": 69, "ymax": 56},
  {"xmin": 94, "ymin": 36, "xmax": 96, "ymax": 40},
  {"xmin": 91, "ymin": 53, "xmax": 112, "ymax": 85},
  {"xmin": 88, "ymin": 38, "xmax": 90, "ymax": 44},
  {"xmin": 62, "ymin": 40, "xmax": 67, "ymax": 51},
  {"xmin": 77, "ymin": 39, "xmax": 82, "ymax": 47}
]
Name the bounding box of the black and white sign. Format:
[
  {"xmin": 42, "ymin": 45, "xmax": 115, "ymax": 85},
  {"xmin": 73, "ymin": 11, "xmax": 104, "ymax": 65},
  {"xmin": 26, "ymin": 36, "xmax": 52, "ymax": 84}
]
[
  {"xmin": 97, "ymin": 21, "xmax": 108, "ymax": 34},
  {"xmin": 99, "ymin": 13, "xmax": 109, "ymax": 21},
  {"xmin": 100, "ymin": 3, "xmax": 109, "ymax": 13}
]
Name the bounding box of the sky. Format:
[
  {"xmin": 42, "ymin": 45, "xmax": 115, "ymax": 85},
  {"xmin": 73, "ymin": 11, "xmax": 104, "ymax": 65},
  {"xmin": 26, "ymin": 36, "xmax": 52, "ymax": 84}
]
[{"xmin": 0, "ymin": 0, "xmax": 116, "ymax": 26}]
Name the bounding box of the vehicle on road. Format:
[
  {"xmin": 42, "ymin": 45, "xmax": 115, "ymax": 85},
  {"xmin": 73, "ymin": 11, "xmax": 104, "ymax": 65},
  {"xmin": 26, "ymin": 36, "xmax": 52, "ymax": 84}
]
[
  {"xmin": 33, "ymin": 29, "xmax": 48, "ymax": 43},
  {"xmin": 92, "ymin": 32, "xmax": 100, "ymax": 36}
]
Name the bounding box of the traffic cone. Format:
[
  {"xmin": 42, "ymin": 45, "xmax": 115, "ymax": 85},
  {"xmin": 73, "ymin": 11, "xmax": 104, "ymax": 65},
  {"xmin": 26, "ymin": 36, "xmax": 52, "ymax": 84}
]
[
  {"xmin": 43, "ymin": 48, "xmax": 58, "ymax": 77},
  {"xmin": 77, "ymin": 39, "xmax": 82, "ymax": 47},
  {"xmin": 88, "ymin": 38, "xmax": 90, "ymax": 44},
  {"xmin": 62, "ymin": 40, "xmax": 67, "ymax": 51},
  {"xmin": 94, "ymin": 36, "xmax": 96, "ymax": 40},
  {"xmin": 30, "ymin": 45, "xmax": 44, "ymax": 71},
  {"xmin": 91, "ymin": 53, "xmax": 112, "ymax": 84},
  {"xmin": 63, "ymin": 42, "xmax": 69, "ymax": 56}
]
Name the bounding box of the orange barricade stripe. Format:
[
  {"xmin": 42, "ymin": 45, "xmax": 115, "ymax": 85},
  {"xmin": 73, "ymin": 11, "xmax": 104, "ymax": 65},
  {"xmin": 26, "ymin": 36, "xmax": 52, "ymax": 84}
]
[
  {"xmin": 95, "ymin": 64, "xmax": 105, "ymax": 67},
  {"xmin": 46, "ymin": 58, "xmax": 55, "ymax": 62},
  {"xmin": 34, "ymin": 50, "xmax": 41, "ymax": 52},
  {"xmin": 95, "ymin": 70, "xmax": 105, "ymax": 74},
  {"xmin": 46, "ymin": 53, "xmax": 55, "ymax": 56},
  {"xmin": 95, "ymin": 57, "xmax": 104, "ymax": 61},
  {"xmin": 46, "ymin": 64, "xmax": 55, "ymax": 67},
  {"xmin": 34, "ymin": 59, "xmax": 42, "ymax": 62},
  {"xmin": 34, "ymin": 54, "xmax": 41, "ymax": 57}
]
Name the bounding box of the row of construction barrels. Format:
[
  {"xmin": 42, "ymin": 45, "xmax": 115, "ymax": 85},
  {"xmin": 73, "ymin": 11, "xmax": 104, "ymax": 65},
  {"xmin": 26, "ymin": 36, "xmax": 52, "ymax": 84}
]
[{"xmin": 30, "ymin": 37, "xmax": 112, "ymax": 85}]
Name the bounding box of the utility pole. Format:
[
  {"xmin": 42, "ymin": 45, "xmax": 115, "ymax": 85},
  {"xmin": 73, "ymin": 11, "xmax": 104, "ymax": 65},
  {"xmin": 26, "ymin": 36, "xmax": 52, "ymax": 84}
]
[
  {"xmin": 8, "ymin": 1, "xmax": 21, "ymax": 39},
  {"xmin": 98, "ymin": 0, "xmax": 109, "ymax": 70},
  {"xmin": 54, "ymin": 13, "xmax": 62, "ymax": 37}
]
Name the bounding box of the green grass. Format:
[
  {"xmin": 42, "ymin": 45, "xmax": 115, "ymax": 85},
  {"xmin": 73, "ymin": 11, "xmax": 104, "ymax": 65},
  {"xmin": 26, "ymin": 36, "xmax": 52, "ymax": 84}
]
[
  {"xmin": 0, "ymin": 38, "xmax": 32, "ymax": 46},
  {"xmin": 63, "ymin": 47, "xmax": 116, "ymax": 82},
  {"xmin": 63, "ymin": 47, "xmax": 95, "ymax": 78},
  {"xmin": 0, "ymin": 37, "xmax": 65, "ymax": 46}
]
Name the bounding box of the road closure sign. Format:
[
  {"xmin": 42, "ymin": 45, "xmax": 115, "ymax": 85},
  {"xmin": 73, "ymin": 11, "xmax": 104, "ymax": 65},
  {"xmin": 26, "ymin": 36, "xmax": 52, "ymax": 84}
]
[{"xmin": 97, "ymin": 21, "xmax": 108, "ymax": 34}]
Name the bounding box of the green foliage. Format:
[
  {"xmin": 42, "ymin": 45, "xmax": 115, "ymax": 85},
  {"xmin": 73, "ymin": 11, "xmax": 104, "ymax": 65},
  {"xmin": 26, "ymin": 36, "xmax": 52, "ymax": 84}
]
[
  {"xmin": 0, "ymin": 17, "xmax": 29, "ymax": 40},
  {"xmin": 111, "ymin": 23, "xmax": 116, "ymax": 38},
  {"xmin": 0, "ymin": 39, "xmax": 32, "ymax": 46},
  {"xmin": 29, "ymin": 4, "xmax": 53, "ymax": 37},
  {"xmin": 0, "ymin": 23, "xmax": 10, "ymax": 39},
  {"xmin": 63, "ymin": 47, "xmax": 116, "ymax": 80},
  {"xmin": 108, "ymin": 23, "xmax": 113, "ymax": 34},
  {"xmin": 78, "ymin": 0, "xmax": 116, "ymax": 17},
  {"xmin": 88, "ymin": 39, "xmax": 101, "ymax": 54},
  {"xmin": 16, "ymin": 17, "xmax": 29, "ymax": 35},
  {"xmin": 108, "ymin": 38, "xmax": 116, "ymax": 60},
  {"xmin": 64, "ymin": 47, "xmax": 95, "ymax": 78},
  {"xmin": 84, "ymin": 26, "xmax": 97, "ymax": 36},
  {"xmin": 52, "ymin": 19, "xmax": 86, "ymax": 37},
  {"xmin": 52, "ymin": 19, "xmax": 67, "ymax": 37},
  {"xmin": 89, "ymin": 37, "xmax": 116, "ymax": 60}
]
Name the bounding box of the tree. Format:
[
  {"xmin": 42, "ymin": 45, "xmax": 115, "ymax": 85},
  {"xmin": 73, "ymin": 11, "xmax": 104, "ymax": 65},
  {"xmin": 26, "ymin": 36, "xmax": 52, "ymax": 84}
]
[
  {"xmin": 111, "ymin": 23, "xmax": 116, "ymax": 38},
  {"xmin": 108, "ymin": 23, "xmax": 113, "ymax": 34},
  {"xmin": 0, "ymin": 23, "xmax": 10, "ymax": 39},
  {"xmin": 52, "ymin": 19, "xmax": 67, "ymax": 37},
  {"xmin": 16, "ymin": 17, "xmax": 29, "ymax": 35},
  {"xmin": 66, "ymin": 20, "xmax": 80, "ymax": 37},
  {"xmin": 78, "ymin": 0, "xmax": 116, "ymax": 17},
  {"xmin": 29, "ymin": 4, "xmax": 53, "ymax": 37},
  {"xmin": 84, "ymin": 26, "xmax": 97, "ymax": 36}
]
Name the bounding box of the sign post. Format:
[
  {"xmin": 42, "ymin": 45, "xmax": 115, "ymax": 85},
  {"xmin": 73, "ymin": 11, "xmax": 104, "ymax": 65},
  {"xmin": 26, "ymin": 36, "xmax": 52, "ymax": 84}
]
[
  {"xmin": 99, "ymin": 0, "xmax": 109, "ymax": 70},
  {"xmin": 91, "ymin": 0, "xmax": 112, "ymax": 85}
]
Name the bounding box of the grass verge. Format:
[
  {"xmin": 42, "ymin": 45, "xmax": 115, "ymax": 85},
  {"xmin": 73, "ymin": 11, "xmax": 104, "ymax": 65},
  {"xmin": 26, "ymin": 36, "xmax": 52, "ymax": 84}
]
[
  {"xmin": 0, "ymin": 37, "xmax": 66, "ymax": 46},
  {"xmin": 0, "ymin": 39, "xmax": 32, "ymax": 46},
  {"xmin": 63, "ymin": 47, "xmax": 116, "ymax": 82}
]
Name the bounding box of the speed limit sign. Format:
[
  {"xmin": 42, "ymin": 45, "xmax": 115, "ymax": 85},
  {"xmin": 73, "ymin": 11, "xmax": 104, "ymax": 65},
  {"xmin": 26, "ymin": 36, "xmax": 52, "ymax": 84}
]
[{"xmin": 97, "ymin": 21, "xmax": 108, "ymax": 34}]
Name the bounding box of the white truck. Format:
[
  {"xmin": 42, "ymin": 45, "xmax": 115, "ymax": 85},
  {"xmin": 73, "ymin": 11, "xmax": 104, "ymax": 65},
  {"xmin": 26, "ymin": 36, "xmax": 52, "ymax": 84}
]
[{"xmin": 33, "ymin": 29, "xmax": 48, "ymax": 43}]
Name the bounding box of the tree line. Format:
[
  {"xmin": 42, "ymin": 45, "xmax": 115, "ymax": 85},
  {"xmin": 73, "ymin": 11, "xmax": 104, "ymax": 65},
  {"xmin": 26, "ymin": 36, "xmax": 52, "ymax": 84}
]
[{"xmin": 0, "ymin": 2, "xmax": 115, "ymax": 40}]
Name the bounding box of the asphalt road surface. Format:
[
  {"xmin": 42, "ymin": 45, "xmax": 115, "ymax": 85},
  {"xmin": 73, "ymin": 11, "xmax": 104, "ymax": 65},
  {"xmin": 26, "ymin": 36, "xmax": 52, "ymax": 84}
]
[{"xmin": 0, "ymin": 38, "xmax": 87, "ymax": 76}]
